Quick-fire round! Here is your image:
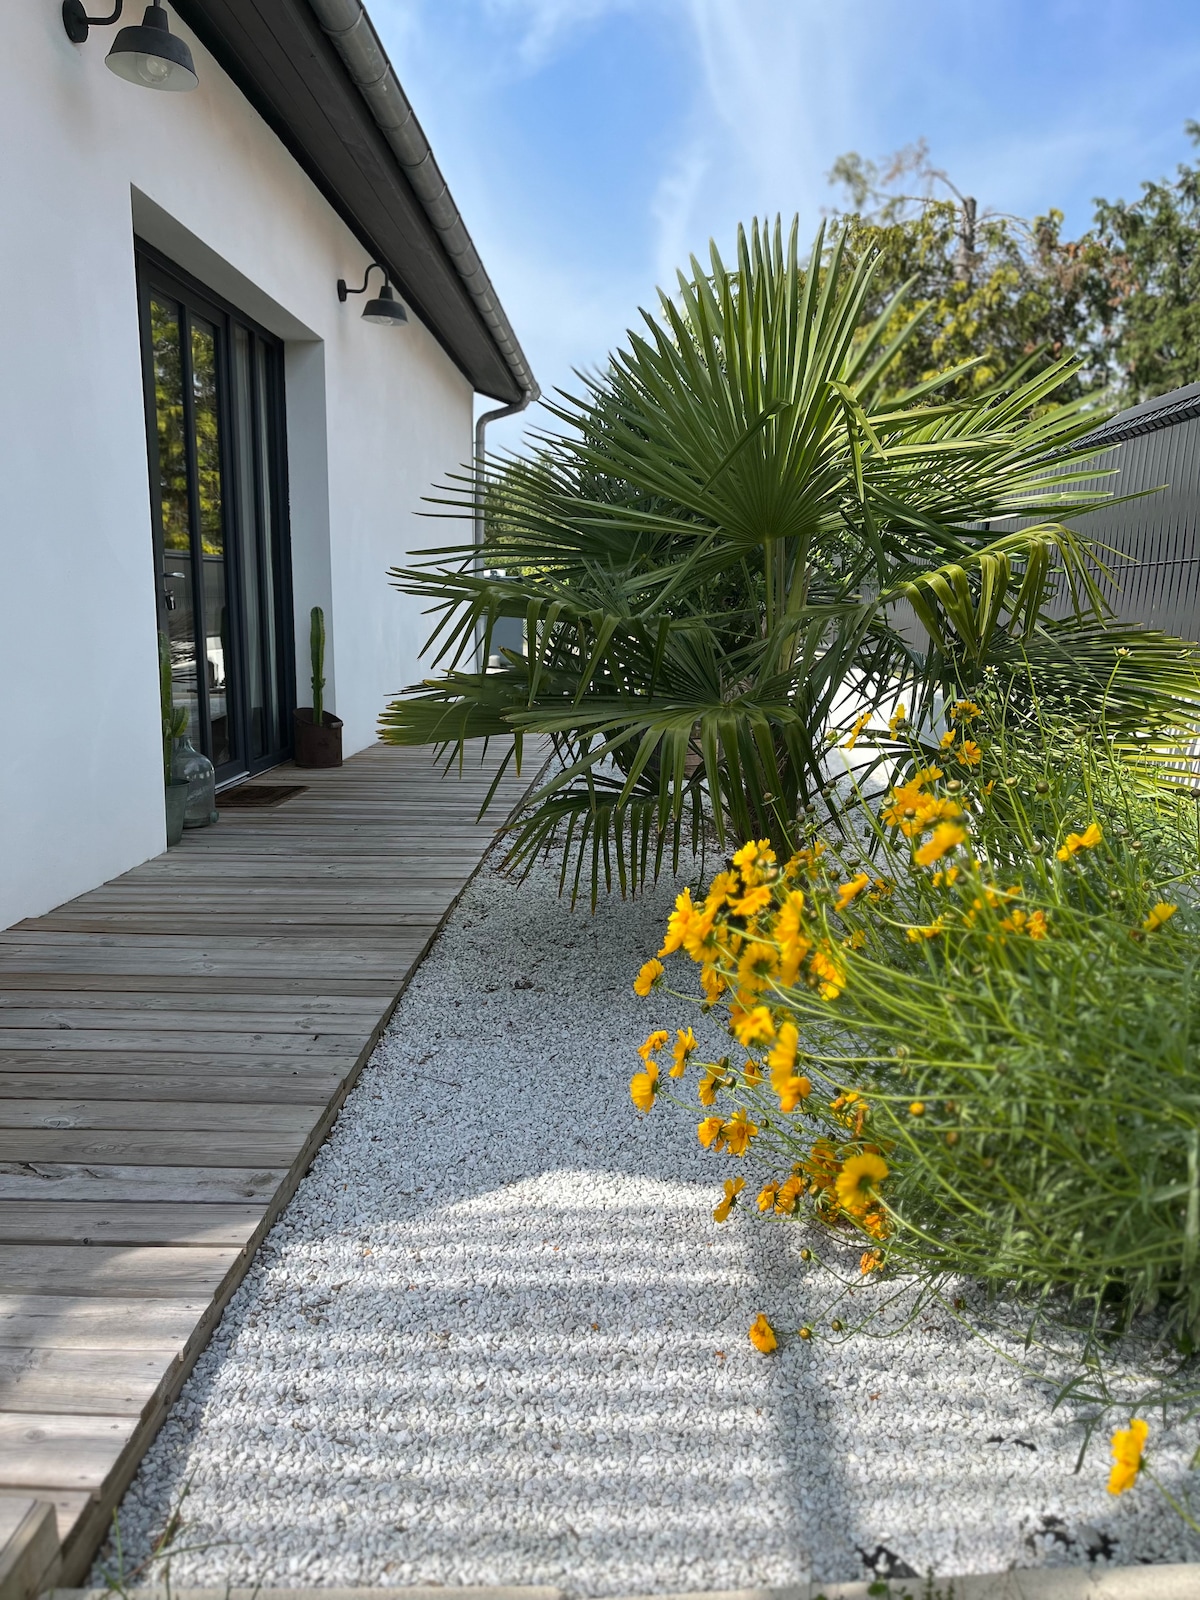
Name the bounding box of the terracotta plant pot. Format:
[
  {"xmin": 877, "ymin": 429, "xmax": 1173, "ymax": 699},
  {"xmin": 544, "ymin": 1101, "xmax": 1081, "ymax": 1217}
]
[{"xmin": 294, "ymin": 707, "xmax": 343, "ymax": 768}]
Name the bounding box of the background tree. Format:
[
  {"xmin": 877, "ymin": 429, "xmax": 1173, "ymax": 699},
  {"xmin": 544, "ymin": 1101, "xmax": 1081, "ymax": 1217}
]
[
  {"xmin": 825, "ymin": 141, "xmax": 1117, "ymax": 399},
  {"xmin": 1090, "ymin": 121, "xmax": 1200, "ymax": 404}
]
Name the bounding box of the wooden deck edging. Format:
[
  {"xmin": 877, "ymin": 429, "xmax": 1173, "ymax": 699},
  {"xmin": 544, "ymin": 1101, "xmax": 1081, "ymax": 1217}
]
[{"xmin": 0, "ymin": 742, "xmax": 544, "ymax": 1584}]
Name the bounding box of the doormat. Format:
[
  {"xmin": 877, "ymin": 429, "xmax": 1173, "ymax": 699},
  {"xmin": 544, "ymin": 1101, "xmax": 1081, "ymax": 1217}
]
[{"xmin": 216, "ymin": 783, "xmax": 308, "ymax": 810}]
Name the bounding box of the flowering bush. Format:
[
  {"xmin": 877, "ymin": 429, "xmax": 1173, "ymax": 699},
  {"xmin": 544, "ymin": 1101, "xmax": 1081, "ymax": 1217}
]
[{"xmin": 631, "ymin": 698, "xmax": 1200, "ymax": 1339}]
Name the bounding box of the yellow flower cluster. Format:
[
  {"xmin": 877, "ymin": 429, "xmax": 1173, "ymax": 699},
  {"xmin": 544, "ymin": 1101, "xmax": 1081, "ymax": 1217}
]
[{"xmin": 629, "ymin": 830, "xmax": 902, "ymax": 1259}]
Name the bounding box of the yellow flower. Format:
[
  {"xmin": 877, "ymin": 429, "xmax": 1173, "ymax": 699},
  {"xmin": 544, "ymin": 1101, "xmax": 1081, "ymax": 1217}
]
[
  {"xmin": 958, "ymin": 739, "xmax": 982, "ymax": 767},
  {"xmin": 638, "ymin": 1029, "xmax": 669, "ymax": 1064},
  {"xmin": 843, "ymin": 929, "xmax": 867, "ymax": 950},
  {"xmin": 700, "ymin": 963, "xmax": 727, "ymax": 1003},
  {"xmin": 931, "ymin": 865, "xmax": 959, "ymax": 887},
  {"xmin": 776, "ymin": 1075, "xmax": 812, "ymax": 1113},
  {"xmin": 713, "ymin": 1175, "xmax": 745, "ymax": 1223},
  {"xmin": 774, "ymin": 1173, "xmax": 804, "ymax": 1214},
  {"xmin": 835, "ymin": 1151, "xmax": 889, "ymax": 1215},
  {"xmin": 843, "ymin": 711, "xmax": 872, "ymax": 750},
  {"xmin": 737, "ymin": 940, "xmax": 780, "ymax": 995},
  {"xmin": 1056, "ymin": 821, "xmax": 1103, "ymax": 861},
  {"xmin": 633, "ymin": 958, "xmax": 664, "ymax": 997},
  {"xmin": 1000, "ymin": 906, "xmax": 1050, "ymax": 940},
  {"xmin": 861, "ymin": 1206, "xmax": 890, "ymax": 1241},
  {"xmin": 905, "ymin": 917, "xmax": 945, "ymax": 941},
  {"xmin": 834, "ymin": 872, "xmax": 870, "ymax": 912},
  {"xmin": 913, "ymin": 766, "xmax": 943, "ymax": 788},
  {"xmin": 940, "ymin": 729, "xmax": 957, "ymax": 750},
  {"xmin": 630, "ymin": 1062, "xmax": 658, "ymax": 1113},
  {"xmin": 860, "ymin": 1249, "xmax": 884, "ymax": 1275},
  {"xmin": 1107, "ymin": 1418, "xmax": 1149, "ymax": 1495},
  {"xmin": 914, "ymin": 822, "xmax": 967, "ymax": 867},
  {"xmin": 697, "ymin": 1115, "xmax": 726, "ymax": 1150},
  {"xmin": 730, "ymin": 884, "xmax": 773, "ymax": 919},
  {"xmin": 670, "ymin": 1027, "xmax": 698, "ymax": 1077},
  {"xmin": 722, "ymin": 1107, "xmax": 759, "ymax": 1156},
  {"xmin": 809, "ymin": 946, "xmax": 846, "ymax": 1001},
  {"xmin": 723, "ymin": 1107, "xmax": 761, "ymax": 1158},
  {"xmin": 730, "ymin": 1004, "xmax": 775, "ymax": 1047},
  {"xmin": 681, "ymin": 905, "xmax": 719, "ymax": 963},
  {"xmin": 881, "ymin": 787, "xmax": 962, "ymax": 838},
  {"xmin": 748, "ymin": 1313, "xmax": 777, "ymax": 1353},
  {"xmin": 950, "ymin": 700, "xmax": 981, "ymax": 722},
  {"xmin": 704, "ymin": 870, "xmax": 738, "ymax": 912},
  {"xmin": 742, "ymin": 1057, "xmax": 763, "ymax": 1086},
  {"xmin": 888, "ymin": 703, "xmax": 908, "ymax": 734},
  {"xmin": 732, "ymin": 839, "xmax": 776, "ymax": 887},
  {"xmin": 784, "ymin": 841, "xmax": 826, "ymax": 878},
  {"xmin": 767, "ymin": 1020, "xmax": 798, "ymax": 1081},
  {"xmin": 658, "ymin": 888, "xmax": 696, "ymax": 956},
  {"xmin": 775, "ymin": 888, "xmax": 806, "ymax": 934},
  {"xmin": 697, "ymin": 1068, "xmax": 722, "ymax": 1107},
  {"xmin": 757, "ymin": 1182, "xmax": 779, "ymax": 1213},
  {"xmin": 1144, "ymin": 902, "xmax": 1178, "ymax": 933},
  {"xmin": 909, "ymin": 1101, "xmax": 925, "ymax": 1116}
]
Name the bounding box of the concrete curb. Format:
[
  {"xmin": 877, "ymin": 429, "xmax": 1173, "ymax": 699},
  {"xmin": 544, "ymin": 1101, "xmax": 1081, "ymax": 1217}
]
[
  {"xmin": 617, "ymin": 1572, "xmax": 1200, "ymax": 1599},
  {"xmin": 42, "ymin": 1572, "xmax": 1200, "ymax": 1600},
  {"xmin": 48, "ymin": 1591, "xmax": 564, "ymax": 1600}
]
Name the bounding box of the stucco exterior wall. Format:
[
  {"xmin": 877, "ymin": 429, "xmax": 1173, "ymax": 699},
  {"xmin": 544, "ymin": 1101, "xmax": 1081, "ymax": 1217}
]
[{"xmin": 0, "ymin": 4, "xmax": 474, "ymax": 929}]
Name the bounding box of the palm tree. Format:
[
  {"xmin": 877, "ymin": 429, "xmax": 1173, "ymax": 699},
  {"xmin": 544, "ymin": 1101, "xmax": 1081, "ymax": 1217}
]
[{"xmin": 380, "ymin": 220, "xmax": 1200, "ymax": 901}]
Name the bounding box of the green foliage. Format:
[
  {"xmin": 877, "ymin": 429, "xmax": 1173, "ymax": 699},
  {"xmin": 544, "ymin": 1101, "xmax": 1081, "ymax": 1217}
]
[
  {"xmin": 310, "ymin": 605, "xmax": 326, "ymax": 726},
  {"xmin": 829, "ymin": 127, "xmax": 1200, "ymax": 407},
  {"xmin": 651, "ymin": 693, "xmax": 1200, "ymax": 1339},
  {"xmin": 826, "ymin": 142, "xmax": 1116, "ymax": 397},
  {"xmin": 149, "ymin": 298, "xmax": 222, "ymax": 556},
  {"xmin": 158, "ymin": 631, "xmax": 187, "ymax": 786},
  {"xmin": 1091, "ymin": 121, "xmax": 1200, "ymax": 404},
  {"xmin": 381, "ymin": 218, "xmax": 1200, "ymax": 903}
]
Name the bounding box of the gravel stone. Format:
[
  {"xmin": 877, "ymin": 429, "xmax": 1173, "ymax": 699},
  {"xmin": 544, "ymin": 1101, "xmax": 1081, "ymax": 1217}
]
[{"xmin": 99, "ymin": 849, "xmax": 1200, "ymax": 1591}]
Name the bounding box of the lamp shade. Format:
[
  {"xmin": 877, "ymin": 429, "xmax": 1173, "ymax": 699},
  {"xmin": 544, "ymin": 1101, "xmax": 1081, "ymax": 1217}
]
[
  {"xmin": 362, "ymin": 283, "xmax": 408, "ymax": 326},
  {"xmin": 106, "ymin": 4, "xmax": 198, "ymax": 91}
]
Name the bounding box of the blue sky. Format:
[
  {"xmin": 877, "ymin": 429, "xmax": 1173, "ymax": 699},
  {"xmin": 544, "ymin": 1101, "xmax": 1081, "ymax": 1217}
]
[{"xmin": 371, "ymin": 0, "xmax": 1200, "ymax": 454}]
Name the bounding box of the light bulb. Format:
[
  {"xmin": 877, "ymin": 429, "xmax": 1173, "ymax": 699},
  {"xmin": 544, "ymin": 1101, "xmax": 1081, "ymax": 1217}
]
[{"xmin": 135, "ymin": 53, "xmax": 173, "ymax": 85}]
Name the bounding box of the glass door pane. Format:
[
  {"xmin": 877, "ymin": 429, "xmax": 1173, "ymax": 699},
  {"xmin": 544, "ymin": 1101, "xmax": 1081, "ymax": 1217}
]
[
  {"xmin": 149, "ymin": 296, "xmax": 201, "ymax": 745},
  {"xmin": 254, "ymin": 339, "xmax": 283, "ymax": 755},
  {"xmin": 189, "ymin": 316, "xmax": 235, "ymax": 770}
]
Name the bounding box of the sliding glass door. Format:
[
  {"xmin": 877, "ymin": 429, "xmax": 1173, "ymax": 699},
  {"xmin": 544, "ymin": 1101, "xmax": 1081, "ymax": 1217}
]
[{"xmin": 137, "ymin": 248, "xmax": 293, "ymax": 783}]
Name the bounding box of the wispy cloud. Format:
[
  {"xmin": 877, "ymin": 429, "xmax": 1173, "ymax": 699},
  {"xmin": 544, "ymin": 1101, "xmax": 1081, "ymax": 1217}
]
[
  {"xmin": 479, "ymin": 0, "xmax": 639, "ymax": 71},
  {"xmin": 369, "ymin": 0, "xmax": 1200, "ymax": 454}
]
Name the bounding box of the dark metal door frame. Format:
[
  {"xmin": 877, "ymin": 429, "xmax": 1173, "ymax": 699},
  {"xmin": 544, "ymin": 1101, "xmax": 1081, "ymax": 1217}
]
[{"xmin": 136, "ymin": 242, "xmax": 295, "ymax": 782}]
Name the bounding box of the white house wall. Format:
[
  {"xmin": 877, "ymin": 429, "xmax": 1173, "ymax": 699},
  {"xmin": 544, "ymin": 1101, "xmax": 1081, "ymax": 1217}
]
[{"xmin": 0, "ymin": 3, "xmax": 474, "ymax": 929}]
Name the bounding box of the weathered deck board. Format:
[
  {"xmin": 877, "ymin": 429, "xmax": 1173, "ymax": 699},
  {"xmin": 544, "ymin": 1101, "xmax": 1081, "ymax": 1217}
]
[{"xmin": 0, "ymin": 740, "xmax": 543, "ymax": 1582}]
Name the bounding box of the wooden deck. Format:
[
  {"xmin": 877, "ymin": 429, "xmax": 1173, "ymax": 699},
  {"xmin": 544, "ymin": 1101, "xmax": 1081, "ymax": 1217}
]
[{"xmin": 0, "ymin": 740, "xmax": 542, "ymax": 1585}]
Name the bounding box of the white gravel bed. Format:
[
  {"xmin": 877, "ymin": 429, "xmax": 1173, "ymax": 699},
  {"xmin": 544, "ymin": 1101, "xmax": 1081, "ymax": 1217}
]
[{"xmin": 100, "ymin": 847, "xmax": 1200, "ymax": 1592}]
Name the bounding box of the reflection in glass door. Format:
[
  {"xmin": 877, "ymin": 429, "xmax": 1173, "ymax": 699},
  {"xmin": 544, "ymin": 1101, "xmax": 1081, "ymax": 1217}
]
[{"xmin": 139, "ymin": 251, "xmax": 292, "ymax": 782}]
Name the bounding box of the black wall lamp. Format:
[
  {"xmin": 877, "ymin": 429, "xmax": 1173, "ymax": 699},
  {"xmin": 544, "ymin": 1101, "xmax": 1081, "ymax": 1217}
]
[
  {"xmin": 338, "ymin": 263, "xmax": 408, "ymax": 327},
  {"xmin": 62, "ymin": 1, "xmax": 199, "ymax": 92}
]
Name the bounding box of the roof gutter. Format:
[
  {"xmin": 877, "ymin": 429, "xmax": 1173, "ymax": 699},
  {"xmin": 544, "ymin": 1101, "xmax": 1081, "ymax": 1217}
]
[{"xmin": 306, "ymin": 0, "xmax": 539, "ymax": 415}]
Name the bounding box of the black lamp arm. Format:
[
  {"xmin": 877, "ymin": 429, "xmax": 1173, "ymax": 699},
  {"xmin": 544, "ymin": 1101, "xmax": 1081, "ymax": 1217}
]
[
  {"xmin": 62, "ymin": 0, "xmax": 124, "ymax": 42},
  {"xmin": 337, "ymin": 262, "xmax": 390, "ymax": 301}
]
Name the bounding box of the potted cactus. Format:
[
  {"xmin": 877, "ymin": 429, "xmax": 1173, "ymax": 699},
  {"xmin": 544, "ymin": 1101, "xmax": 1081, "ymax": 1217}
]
[
  {"xmin": 294, "ymin": 605, "xmax": 342, "ymax": 767},
  {"xmin": 160, "ymin": 633, "xmax": 190, "ymax": 846}
]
